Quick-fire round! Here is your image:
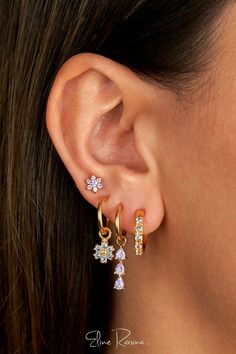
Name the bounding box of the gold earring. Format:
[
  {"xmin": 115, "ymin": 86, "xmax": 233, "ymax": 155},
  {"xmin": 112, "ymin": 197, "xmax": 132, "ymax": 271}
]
[
  {"xmin": 93, "ymin": 197, "xmax": 114, "ymax": 263},
  {"xmin": 134, "ymin": 209, "xmax": 147, "ymax": 255},
  {"xmin": 114, "ymin": 203, "xmax": 127, "ymax": 290}
]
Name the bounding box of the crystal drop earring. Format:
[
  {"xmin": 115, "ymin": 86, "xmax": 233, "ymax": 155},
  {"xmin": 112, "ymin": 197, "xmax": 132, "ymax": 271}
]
[{"xmin": 114, "ymin": 203, "xmax": 127, "ymax": 290}]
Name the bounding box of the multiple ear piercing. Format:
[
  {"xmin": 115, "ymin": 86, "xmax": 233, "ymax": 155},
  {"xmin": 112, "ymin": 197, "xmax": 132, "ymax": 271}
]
[{"xmin": 91, "ymin": 186, "xmax": 147, "ymax": 290}]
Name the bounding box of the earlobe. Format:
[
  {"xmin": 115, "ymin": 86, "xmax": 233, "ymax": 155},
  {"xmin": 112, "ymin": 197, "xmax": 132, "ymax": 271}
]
[{"xmin": 46, "ymin": 52, "xmax": 165, "ymax": 234}]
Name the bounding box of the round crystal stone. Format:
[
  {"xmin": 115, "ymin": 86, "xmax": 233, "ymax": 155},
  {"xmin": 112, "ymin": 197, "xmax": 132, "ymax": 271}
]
[
  {"xmin": 136, "ymin": 216, "xmax": 143, "ymax": 224},
  {"xmin": 135, "ymin": 234, "xmax": 142, "ymax": 241},
  {"xmin": 135, "ymin": 225, "xmax": 143, "ymax": 232},
  {"xmin": 135, "ymin": 243, "xmax": 143, "ymax": 249}
]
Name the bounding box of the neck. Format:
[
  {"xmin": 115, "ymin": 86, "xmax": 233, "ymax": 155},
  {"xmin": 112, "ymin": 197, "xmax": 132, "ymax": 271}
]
[{"xmin": 105, "ymin": 223, "xmax": 236, "ymax": 354}]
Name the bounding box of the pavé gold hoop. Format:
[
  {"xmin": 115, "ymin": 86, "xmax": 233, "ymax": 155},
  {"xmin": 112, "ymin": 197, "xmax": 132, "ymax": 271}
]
[
  {"xmin": 93, "ymin": 197, "xmax": 114, "ymax": 263},
  {"xmin": 134, "ymin": 209, "xmax": 147, "ymax": 255},
  {"xmin": 114, "ymin": 203, "xmax": 127, "ymax": 290}
]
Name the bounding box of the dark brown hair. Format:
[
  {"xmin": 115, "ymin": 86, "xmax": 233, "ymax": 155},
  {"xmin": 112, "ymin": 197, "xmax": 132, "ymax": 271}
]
[{"xmin": 0, "ymin": 0, "xmax": 230, "ymax": 352}]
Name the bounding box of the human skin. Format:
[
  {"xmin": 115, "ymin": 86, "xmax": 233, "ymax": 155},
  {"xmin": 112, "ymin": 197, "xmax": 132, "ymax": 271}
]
[{"xmin": 46, "ymin": 3, "xmax": 236, "ymax": 353}]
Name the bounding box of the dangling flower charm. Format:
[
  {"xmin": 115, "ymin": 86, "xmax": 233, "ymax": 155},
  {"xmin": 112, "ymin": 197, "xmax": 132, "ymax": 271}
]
[
  {"xmin": 93, "ymin": 217, "xmax": 114, "ymax": 264},
  {"xmin": 94, "ymin": 241, "xmax": 114, "ymax": 264}
]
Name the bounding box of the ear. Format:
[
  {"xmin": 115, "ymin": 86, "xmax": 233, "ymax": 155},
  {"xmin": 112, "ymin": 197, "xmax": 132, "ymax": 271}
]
[{"xmin": 46, "ymin": 52, "xmax": 164, "ymax": 234}]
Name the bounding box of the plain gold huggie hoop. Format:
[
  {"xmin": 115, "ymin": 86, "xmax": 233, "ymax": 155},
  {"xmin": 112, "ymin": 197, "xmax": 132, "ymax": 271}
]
[{"xmin": 115, "ymin": 203, "xmax": 127, "ymax": 248}]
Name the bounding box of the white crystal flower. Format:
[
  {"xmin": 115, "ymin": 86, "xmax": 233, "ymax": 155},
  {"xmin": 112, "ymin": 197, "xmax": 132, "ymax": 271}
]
[
  {"xmin": 86, "ymin": 175, "xmax": 103, "ymax": 193},
  {"xmin": 93, "ymin": 242, "xmax": 114, "ymax": 263}
]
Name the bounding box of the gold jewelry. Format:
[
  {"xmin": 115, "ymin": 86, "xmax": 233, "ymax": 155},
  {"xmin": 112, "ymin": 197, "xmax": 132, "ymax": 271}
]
[
  {"xmin": 93, "ymin": 197, "xmax": 114, "ymax": 263},
  {"xmin": 134, "ymin": 209, "xmax": 147, "ymax": 255},
  {"xmin": 114, "ymin": 203, "xmax": 127, "ymax": 290}
]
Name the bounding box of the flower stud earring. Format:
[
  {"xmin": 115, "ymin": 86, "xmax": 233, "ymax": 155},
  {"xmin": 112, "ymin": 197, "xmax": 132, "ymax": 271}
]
[{"xmin": 86, "ymin": 175, "xmax": 103, "ymax": 193}]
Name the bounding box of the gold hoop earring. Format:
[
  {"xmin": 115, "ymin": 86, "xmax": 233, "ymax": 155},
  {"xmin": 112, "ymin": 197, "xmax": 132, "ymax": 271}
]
[
  {"xmin": 114, "ymin": 203, "xmax": 127, "ymax": 290},
  {"xmin": 134, "ymin": 209, "xmax": 147, "ymax": 255},
  {"xmin": 93, "ymin": 197, "xmax": 114, "ymax": 263}
]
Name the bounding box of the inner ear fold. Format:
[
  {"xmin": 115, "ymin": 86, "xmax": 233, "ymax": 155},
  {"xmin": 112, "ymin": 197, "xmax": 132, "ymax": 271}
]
[
  {"xmin": 61, "ymin": 67, "xmax": 148, "ymax": 173},
  {"xmin": 89, "ymin": 100, "xmax": 148, "ymax": 172}
]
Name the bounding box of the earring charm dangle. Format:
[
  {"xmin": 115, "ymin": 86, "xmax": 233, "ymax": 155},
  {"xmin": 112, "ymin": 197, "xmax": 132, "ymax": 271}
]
[
  {"xmin": 93, "ymin": 198, "xmax": 114, "ymax": 264},
  {"xmin": 134, "ymin": 209, "xmax": 147, "ymax": 255},
  {"xmin": 114, "ymin": 203, "xmax": 127, "ymax": 290}
]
